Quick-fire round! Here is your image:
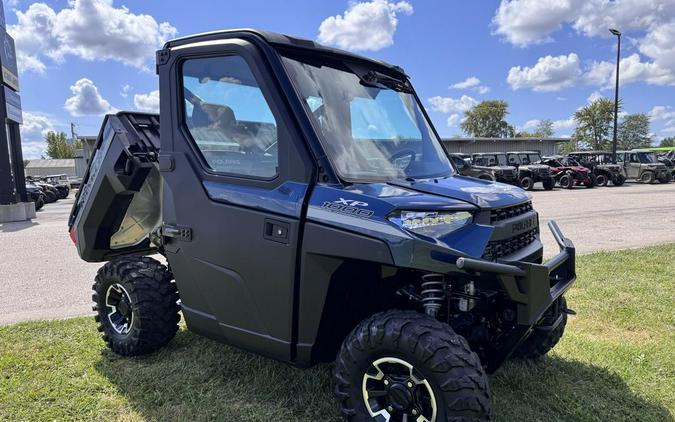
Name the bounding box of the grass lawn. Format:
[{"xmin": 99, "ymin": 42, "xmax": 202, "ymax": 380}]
[{"xmin": 1, "ymin": 245, "xmax": 674, "ymax": 421}]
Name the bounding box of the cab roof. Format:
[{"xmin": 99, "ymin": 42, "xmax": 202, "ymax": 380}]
[
  {"xmin": 163, "ymin": 28, "xmax": 407, "ymax": 78},
  {"xmin": 569, "ymin": 151, "xmax": 612, "ymax": 154}
]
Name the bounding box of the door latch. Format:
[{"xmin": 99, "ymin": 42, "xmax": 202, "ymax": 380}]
[
  {"xmin": 162, "ymin": 224, "xmax": 192, "ymax": 242},
  {"xmin": 264, "ymin": 219, "xmax": 289, "ymax": 244}
]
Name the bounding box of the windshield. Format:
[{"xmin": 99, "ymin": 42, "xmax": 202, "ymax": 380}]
[
  {"xmin": 638, "ymin": 152, "xmax": 656, "ymax": 163},
  {"xmin": 281, "ymin": 54, "xmax": 452, "ymax": 181},
  {"xmin": 474, "ymin": 154, "xmax": 507, "ymax": 166}
]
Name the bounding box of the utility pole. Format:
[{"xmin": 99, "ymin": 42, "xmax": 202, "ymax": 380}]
[{"xmin": 610, "ymin": 28, "xmax": 621, "ymax": 164}]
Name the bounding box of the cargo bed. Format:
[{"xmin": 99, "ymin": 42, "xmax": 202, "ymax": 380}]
[{"xmin": 68, "ymin": 112, "xmax": 161, "ymax": 262}]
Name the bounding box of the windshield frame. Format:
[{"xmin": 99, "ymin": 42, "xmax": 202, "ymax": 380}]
[{"xmin": 278, "ymin": 49, "xmax": 454, "ymax": 183}]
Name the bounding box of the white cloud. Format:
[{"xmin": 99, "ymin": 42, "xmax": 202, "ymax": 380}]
[
  {"xmin": 134, "ymin": 90, "xmax": 160, "ymax": 113},
  {"xmin": 587, "ymin": 91, "xmax": 603, "ymax": 103},
  {"xmin": 450, "ymin": 77, "xmax": 480, "ymax": 89},
  {"xmin": 450, "ymin": 76, "xmax": 490, "ymax": 94},
  {"xmin": 446, "ymin": 113, "xmax": 461, "ymax": 127},
  {"xmin": 552, "ymin": 117, "xmax": 575, "ymax": 131},
  {"xmin": 428, "ymin": 95, "xmax": 478, "ymax": 113},
  {"xmin": 493, "ymin": 0, "xmax": 675, "ymax": 87},
  {"xmin": 8, "ymin": 0, "xmax": 177, "ymax": 74},
  {"xmin": 507, "ymin": 53, "xmax": 581, "ymax": 92},
  {"xmin": 492, "ymin": 0, "xmax": 580, "ymax": 47},
  {"xmin": 649, "ymin": 105, "xmax": 675, "ymax": 121},
  {"xmin": 522, "ymin": 119, "xmax": 540, "ymax": 130},
  {"xmin": 317, "ymin": 0, "xmax": 413, "ymax": 51},
  {"xmin": 64, "ymin": 78, "xmax": 116, "ymax": 116},
  {"xmin": 120, "ymin": 84, "xmax": 132, "ymax": 98},
  {"xmin": 20, "ymin": 112, "xmax": 56, "ymax": 159}
]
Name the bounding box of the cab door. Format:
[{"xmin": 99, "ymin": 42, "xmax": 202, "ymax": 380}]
[
  {"xmin": 157, "ymin": 40, "xmax": 314, "ymax": 361},
  {"xmin": 627, "ymin": 153, "xmax": 640, "ymax": 178}
]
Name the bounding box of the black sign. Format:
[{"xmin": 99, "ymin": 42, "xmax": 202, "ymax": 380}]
[
  {"xmin": 0, "ymin": 28, "xmax": 18, "ymax": 91},
  {"xmin": 4, "ymin": 86, "xmax": 21, "ymax": 123}
]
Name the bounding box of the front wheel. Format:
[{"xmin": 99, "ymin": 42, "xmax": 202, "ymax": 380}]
[
  {"xmin": 520, "ymin": 176, "xmax": 534, "ymax": 191},
  {"xmin": 585, "ymin": 174, "xmax": 596, "ymax": 188},
  {"xmin": 558, "ymin": 174, "xmax": 573, "ymax": 189},
  {"xmin": 641, "ymin": 171, "xmax": 655, "ymax": 184},
  {"xmin": 613, "ymin": 174, "xmax": 626, "ymax": 186},
  {"xmin": 658, "ymin": 173, "xmax": 672, "ymax": 184},
  {"xmin": 335, "ymin": 310, "xmax": 492, "ymax": 421},
  {"xmin": 92, "ymin": 256, "xmax": 180, "ymax": 356}
]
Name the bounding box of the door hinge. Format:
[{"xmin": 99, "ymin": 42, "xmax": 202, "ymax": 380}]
[{"xmin": 162, "ymin": 224, "xmax": 192, "ymax": 242}]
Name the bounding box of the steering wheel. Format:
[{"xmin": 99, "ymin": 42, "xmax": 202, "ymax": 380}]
[{"xmin": 390, "ymin": 149, "xmax": 416, "ymax": 171}]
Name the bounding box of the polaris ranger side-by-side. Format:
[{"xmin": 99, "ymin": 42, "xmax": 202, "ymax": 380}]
[
  {"xmin": 68, "ymin": 29, "xmax": 576, "ymax": 422},
  {"xmin": 617, "ymin": 150, "xmax": 671, "ymax": 183},
  {"xmin": 566, "ymin": 151, "xmax": 625, "ymax": 186},
  {"xmin": 470, "ymin": 152, "xmax": 519, "ymax": 185},
  {"xmin": 506, "ymin": 151, "xmax": 555, "ymax": 191},
  {"xmin": 541, "ymin": 156, "xmax": 595, "ymax": 189}
]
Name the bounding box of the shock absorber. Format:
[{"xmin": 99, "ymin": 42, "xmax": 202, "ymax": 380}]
[{"xmin": 420, "ymin": 274, "xmax": 447, "ymax": 317}]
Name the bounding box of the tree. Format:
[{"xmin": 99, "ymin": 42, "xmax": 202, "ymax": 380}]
[
  {"xmin": 516, "ymin": 119, "xmax": 554, "ymax": 138},
  {"xmin": 572, "ymin": 98, "xmax": 618, "ymax": 150},
  {"xmin": 461, "ymin": 100, "xmax": 515, "ymax": 137},
  {"xmin": 45, "ymin": 131, "xmax": 81, "ymax": 159},
  {"xmin": 660, "ymin": 136, "xmax": 675, "ymax": 147},
  {"xmin": 618, "ymin": 113, "xmax": 651, "ymax": 150}
]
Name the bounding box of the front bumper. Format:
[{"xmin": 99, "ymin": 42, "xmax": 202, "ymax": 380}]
[{"xmin": 456, "ymin": 220, "xmax": 576, "ymax": 372}]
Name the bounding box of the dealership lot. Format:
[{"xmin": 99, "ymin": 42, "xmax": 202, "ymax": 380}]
[{"xmin": 1, "ymin": 182, "xmax": 674, "ymax": 326}]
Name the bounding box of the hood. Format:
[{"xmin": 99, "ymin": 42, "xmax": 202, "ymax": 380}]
[{"xmin": 387, "ymin": 175, "xmax": 530, "ymax": 209}]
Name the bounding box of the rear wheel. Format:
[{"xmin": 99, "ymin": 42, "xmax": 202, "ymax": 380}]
[
  {"xmin": 520, "ymin": 176, "xmax": 534, "ymax": 191},
  {"xmin": 558, "ymin": 174, "xmax": 573, "ymax": 189},
  {"xmin": 335, "ymin": 310, "xmax": 492, "ymax": 421},
  {"xmin": 584, "ymin": 174, "xmax": 596, "ymax": 188},
  {"xmin": 34, "ymin": 195, "xmax": 44, "ymax": 211},
  {"xmin": 658, "ymin": 173, "xmax": 671, "ymax": 184},
  {"xmin": 613, "ymin": 174, "xmax": 625, "ymax": 186},
  {"xmin": 513, "ymin": 296, "xmax": 568, "ymax": 360},
  {"xmin": 92, "ymin": 256, "xmax": 180, "ymax": 356},
  {"xmin": 595, "ymin": 173, "xmax": 608, "ymax": 187},
  {"xmin": 641, "ymin": 171, "xmax": 655, "ymax": 184},
  {"xmin": 542, "ymin": 177, "xmax": 555, "ymax": 190}
]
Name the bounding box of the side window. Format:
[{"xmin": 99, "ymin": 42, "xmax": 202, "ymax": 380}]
[
  {"xmin": 630, "ymin": 154, "xmax": 638, "ymax": 163},
  {"xmin": 181, "ymin": 55, "xmax": 278, "ymax": 178}
]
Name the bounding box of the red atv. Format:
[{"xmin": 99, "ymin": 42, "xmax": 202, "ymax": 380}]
[{"xmin": 542, "ymin": 155, "xmax": 596, "ymax": 189}]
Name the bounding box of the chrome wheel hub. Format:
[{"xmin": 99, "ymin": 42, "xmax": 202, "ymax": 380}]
[
  {"xmin": 362, "ymin": 357, "xmax": 437, "ymax": 422},
  {"xmin": 105, "ymin": 283, "xmax": 134, "ymax": 335}
]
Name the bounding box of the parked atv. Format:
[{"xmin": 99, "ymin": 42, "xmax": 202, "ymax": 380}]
[
  {"xmin": 68, "ymin": 29, "xmax": 577, "ymax": 422},
  {"xmin": 25, "ymin": 182, "xmax": 45, "ymax": 211},
  {"xmin": 566, "ymin": 151, "xmax": 625, "ymax": 186},
  {"xmin": 27, "ymin": 177, "xmax": 59, "ymax": 203},
  {"xmin": 470, "ymin": 152, "xmax": 519, "ymax": 185},
  {"xmin": 542, "ymin": 156, "xmax": 596, "ymax": 189},
  {"xmin": 656, "ymin": 152, "xmax": 675, "ymax": 180},
  {"xmin": 43, "ymin": 174, "xmax": 71, "ymax": 199},
  {"xmin": 506, "ymin": 151, "xmax": 555, "ymax": 190},
  {"xmin": 617, "ymin": 150, "xmax": 671, "ymax": 183},
  {"xmin": 449, "ymin": 152, "xmax": 516, "ymax": 183}
]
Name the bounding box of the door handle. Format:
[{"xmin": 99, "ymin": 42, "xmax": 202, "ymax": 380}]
[{"xmin": 264, "ymin": 219, "xmax": 290, "ymax": 244}]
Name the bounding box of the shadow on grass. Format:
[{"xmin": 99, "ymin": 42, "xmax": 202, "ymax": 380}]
[{"xmin": 95, "ymin": 330, "xmax": 672, "ymax": 422}]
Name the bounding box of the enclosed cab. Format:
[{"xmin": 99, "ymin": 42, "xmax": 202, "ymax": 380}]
[
  {"xmin": 617, "ymin": 150, "xmax": 671, "ymax": 183},
  {"xmin": 448, "ymin": 152, "xmax": 499, "ymax": 181},
  {"xmin": 567, "ymin": 151, "xmax": 625, "ymax": 186},
  {"xmin": 68, "ymin": 29, "xmax": 576, "ymax": 421},
  {"xmin": 471, "ymin": 152, "xmax": 518, "ymax": 184},
  {"xmin": 506, "ymin": 151, "xmax": 555, "ymax": 190}
]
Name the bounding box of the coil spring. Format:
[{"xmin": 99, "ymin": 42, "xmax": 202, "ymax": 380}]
[{"xmin": 420, "ymin": 274, "xmax": 446, "ymax": 317}]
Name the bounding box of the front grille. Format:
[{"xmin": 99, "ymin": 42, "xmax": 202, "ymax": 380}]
[
  {"xmin": 490, "ymin": 201, "xmax": 533, "ymax": 223},
  {"xmin": 482, "ymin": 228, "xmax": 539, "ymax": 261},
  {"xmin": 538, "ymin": 168, "xmax": 551, "ymax": 176}
]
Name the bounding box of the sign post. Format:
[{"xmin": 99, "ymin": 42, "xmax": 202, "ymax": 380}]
[{"xmin": 0, "ymin": 0, "xmax": 32, "ymax": 221}]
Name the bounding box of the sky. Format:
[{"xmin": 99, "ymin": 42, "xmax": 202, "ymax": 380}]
[{"xmin": 8, "ymin": 0, "xmax": 675, "ymax": 158}]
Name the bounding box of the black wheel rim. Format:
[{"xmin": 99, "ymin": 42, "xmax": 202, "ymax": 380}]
[
  {"xmin": 105, "ymin": 283, "xmax": 134, "ymax": 335},
  {"xmin": 362, "ymin": 357, "xmax": 437, "ymax": 422}
]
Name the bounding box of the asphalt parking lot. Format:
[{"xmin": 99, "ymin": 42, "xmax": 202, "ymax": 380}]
[{"xmin": 1, "ymin": 182, "xmax": 674, "ymax": 326}]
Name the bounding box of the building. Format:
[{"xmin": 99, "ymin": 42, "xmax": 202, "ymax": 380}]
[
  {"xmin": 25, "ymin": 159, "xmax": 76, "ymax": 177},
  {"xmin": 442, "ymin": 137, "xmax": 569, "ymax": 156},
  {"xmin": 74, "ymin": 136, "xmax": 97, "ymax": 177}
]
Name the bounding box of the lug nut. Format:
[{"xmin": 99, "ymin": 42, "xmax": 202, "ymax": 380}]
[
  {"xmin": 387, "ymin": 406, "xmax": 393, "ymax": 412},
  {"xmin": 412, "ymin": 409, "xmax": 418, "ymax": 415},
  {"xmin": 384, "ymin": 379, "xmax": 389, "ymax": 386},
  {"xmin": 407, "ymin": 381, "xmax": 413, "ymax": 388}
]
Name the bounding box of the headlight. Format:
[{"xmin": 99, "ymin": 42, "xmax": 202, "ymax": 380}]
[{"xmin": 388, "ymin": 210, "xmax": 473, "ymax": 238}]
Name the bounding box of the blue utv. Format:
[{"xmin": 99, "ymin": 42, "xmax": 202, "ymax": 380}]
[{"xmin": 68, "ymin": 29, "xmax": 577, "ymax": 421}]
